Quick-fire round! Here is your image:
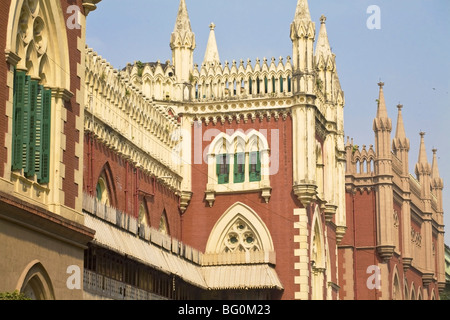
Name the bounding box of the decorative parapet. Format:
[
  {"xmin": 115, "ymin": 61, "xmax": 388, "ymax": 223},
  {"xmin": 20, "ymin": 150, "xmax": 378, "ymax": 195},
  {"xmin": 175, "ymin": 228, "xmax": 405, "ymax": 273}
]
[
  {"xmin": 85, "ymin": 47, "xmax": 183, "ymax": 190},
  {"xmin": 192, "ymin": 56, "xmax": 293, "ymax": 102}
]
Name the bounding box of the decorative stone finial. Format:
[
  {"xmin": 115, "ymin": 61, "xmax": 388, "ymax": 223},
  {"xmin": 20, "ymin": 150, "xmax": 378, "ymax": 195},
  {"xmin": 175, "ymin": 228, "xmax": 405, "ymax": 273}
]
[
  {"xmin": 320, "ymin": 15, "xmax": 327, "ymax": 24},
  {"xmin": 378, "ymin": 82, "xmax": 384, "ymax": 88},
  {"xmin": 397, "ymin": 104, "xmax": 403, "ymax": 110},
  {"xmin": 209, "ymin": 22, "xmax": 216, "ymax": 30},
  {"xmin": 420, "ymin": 132, "xmax": 426, "ymax": 137}
]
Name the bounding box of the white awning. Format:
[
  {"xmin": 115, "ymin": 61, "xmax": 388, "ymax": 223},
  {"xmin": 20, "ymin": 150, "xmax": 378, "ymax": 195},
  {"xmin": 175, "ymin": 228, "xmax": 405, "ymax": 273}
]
[
  {"xmin": 84, "ymin": 214, "xmax": 207, "ymax": 289},
  {"xmin": 202, "ymin": 265, "xmax": 284, "ymax": 290},
  {"xmin": 84, "ymin": 214, "xmax": 284, "ymax": 291}
]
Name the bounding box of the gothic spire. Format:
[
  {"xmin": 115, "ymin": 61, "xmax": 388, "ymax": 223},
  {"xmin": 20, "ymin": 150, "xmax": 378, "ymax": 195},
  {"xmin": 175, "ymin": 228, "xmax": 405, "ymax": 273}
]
[
  {"xmin": 315, "ymin": 15, "xmax": 332, "ymax": 59},
  {"xmin": 393, "ymin": 104, "xmax": 410, "ymax": 151},
  {"xmin": 294, "ymin": 0, "xmax": 312, "ymax": 22},
  {"xmin": 171, "ymin": 0, "xmax": 196, "ymax": 50},
  {"xmin": 376, "ymin": 82, "xmax": 389, "ymax": 119},
  {"xmin": 373, "ymin": 82, "xmax": 392, "ymax": 133},
  {"xmin": 415, "ymin": 132, "xmax": 431, "ymax": 176},
  {"xmin": 173, "ymin": 0, "xmax": 192, "ymax": 34},
  {"xmin": 203, "ymin": 23, "xmax": 221, "ymax": 67},
  {"xmin": 431, "ymin": 149, "xmax": 444, "ymax": 189}
]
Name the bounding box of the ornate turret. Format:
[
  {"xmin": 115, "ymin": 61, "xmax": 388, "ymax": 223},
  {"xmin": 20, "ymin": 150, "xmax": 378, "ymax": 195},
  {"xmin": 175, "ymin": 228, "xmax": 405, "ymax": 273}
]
[
  {"xmin": 372, "ymin": 82, "xmax": 395, "ymax": 261},
  {"xmin": 315, "ymin": 15, "xmax": 337, "ymax": 102},
  {"xmin": 392, "ymin": 104, "xmax": 413, "ymax": 270},
  {"xmin": 290, "ymin": 0, "xmax": 315, "ymax": 94},
  {"xmin": 170, "ymin": 0, "xmax": 196, "ymax": 84}
]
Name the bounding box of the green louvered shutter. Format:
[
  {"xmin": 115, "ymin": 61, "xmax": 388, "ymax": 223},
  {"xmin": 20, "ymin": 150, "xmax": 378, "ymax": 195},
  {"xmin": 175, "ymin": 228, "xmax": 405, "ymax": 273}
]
[
  {"xmin": 35, "ymin": 85, "xmax": 43, "ymax": 180},
  {"xmin": 12, "ymin": 71, "xmax": 26, "ymax": 170},
  {"xmin": 38, "ymin": 88, "xmax": 51, "ymax": 184},
  {"xmin": 234, "ymin": 153, "xmax": 245, "ymax": 184},
  {"xmin": 21, "ymin": 75, "xmax": 32, "ymax": 171},
  {"xmin": 249, "ymin": 151, "xmax": 261, "ymax": 182},
  {"xmin": 216, "ymin": 154, "xmax": 229, "ymax": 185},
  {"xmin": 25, "ymin": 80, "xmax": 38, "ymax": 177}
]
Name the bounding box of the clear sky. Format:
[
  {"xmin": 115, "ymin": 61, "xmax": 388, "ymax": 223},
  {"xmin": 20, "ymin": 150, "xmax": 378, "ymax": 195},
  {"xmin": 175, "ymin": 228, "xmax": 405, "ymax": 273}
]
[{"xmin": 86, "ymin": 0, "xmax": 450, "ymax": 244}]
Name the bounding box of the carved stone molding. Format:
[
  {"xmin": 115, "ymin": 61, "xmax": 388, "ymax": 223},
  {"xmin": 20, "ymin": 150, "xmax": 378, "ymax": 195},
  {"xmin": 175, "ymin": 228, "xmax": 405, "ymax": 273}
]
[
  {"xmin": 82, "ymin": 0, "xmax": 102, "ymax": 16},
  {"xmin": 4, "ymin": 49, "xmax": 21, "ymax": 66},
  {"xmin": 402, "ymin": 257, "xmax": 412, "ymax": 272},
  {"xmin": 335, "ymin": 226, "xmax": 347, "ymax": 244},
  {"xmin": 422, "ymin": 273, "xmax": 434, "ymax": 287},
  {"xmin": 324, "ymin": 203, "xmax": 337, "ymax": 223},
  {"xmin": 377, "ymin": 245, "xmax": 395, "ymax": 262},
  {"xmin": 293, "ymin": 183, "xmax": 317, "ymax": 207},
  {"xmin": 179, "ymin": 191, "xmax": 193, "ymax": 213}
]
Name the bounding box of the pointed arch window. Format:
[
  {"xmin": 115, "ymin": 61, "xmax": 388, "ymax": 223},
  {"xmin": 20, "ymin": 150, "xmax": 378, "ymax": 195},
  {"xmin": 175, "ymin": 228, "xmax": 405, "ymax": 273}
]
[
  {"xmin": 96, "ymin": 176, "xmax": 110, "ymax": 206},
  {"xmin": 206, "ymin": 131, "xmax": 271, "ymax": 206},
  {"xmin": 159, "ymin": 211, "xmax": 169, "ymax": 235},
  {"xmin": 138, "ymin": 201, "xmax": 149, "ymax": 226}
]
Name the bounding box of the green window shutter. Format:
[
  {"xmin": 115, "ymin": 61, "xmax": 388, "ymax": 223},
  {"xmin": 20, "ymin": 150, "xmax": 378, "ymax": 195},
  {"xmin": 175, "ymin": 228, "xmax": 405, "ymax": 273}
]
[
  {"xmin": 234, "ymin": 153, "xmax": 245, "ymax": 183},
  {"xmin": 272, "ymin": 77, "xmax": 276, "ymax": 93},
  {"xmin": 216, "ymin": 154, "xmax": 229, "ymax": 184},
  {"xmin": 25, "ymin": 80, "xmax": 38, "ymax": 177},
  {"xmin": 280, "ymin": 76, "xmax": 284, "ymax": 93},
  {"xmin": 34, "ymin": 85, "xmax": 43, "ymax": 180},
  {"xmin": 249, "ymin": 151, "xmax": 261, "ymax": 182},
  {"xmin": 249, "ymin": 78, "xmax": 252, "ymax": 95},
  {"xmin": 38, "ymin": 88, "xmax": 51, "ymax": 184},
  {"xmin": 12, "ymin": 71, "xmax": 26, "ymax": 170},
  {"xmin": 264, "ymin": 77, "xmax": 268, "ymax": 93},
  {"xmin": 21, "ymin": 75, "xmax": 32, "ymax": 171}
]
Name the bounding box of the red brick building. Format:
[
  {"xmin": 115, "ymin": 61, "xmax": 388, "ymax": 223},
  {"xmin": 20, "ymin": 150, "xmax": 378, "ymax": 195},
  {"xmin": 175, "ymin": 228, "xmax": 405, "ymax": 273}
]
[
  {"xmin": 340, "ymin": 83, "xmax": 446, "ymax": 300},
  {"xmin": 0, "ymin": 0, "xmax": 445, "ymax": 301}
]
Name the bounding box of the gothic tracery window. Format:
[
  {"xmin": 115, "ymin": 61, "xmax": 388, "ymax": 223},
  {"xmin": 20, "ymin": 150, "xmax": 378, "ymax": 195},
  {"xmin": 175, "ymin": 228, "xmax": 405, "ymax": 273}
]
[
  {"xmin": 11, "ymin": 0, "xmax": 52, "ymax": 184},
  {"xmin": 223, "ymin": 219, "xmax": 260, "ymax": 253}
]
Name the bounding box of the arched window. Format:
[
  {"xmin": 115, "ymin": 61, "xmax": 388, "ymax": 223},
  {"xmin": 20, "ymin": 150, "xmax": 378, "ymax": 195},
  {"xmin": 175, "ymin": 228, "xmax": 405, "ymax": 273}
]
[
  {"xmin": 19, "ymin": 261, "xmax": 55, "ymax": 300},
  {"xmin": 206, "ymin": 130, "xmax": 271, "ymax": 206},
  {"xmin": 392, "ymin": 273, "xmax": 400, "ymax": 300},
  {"xmin": 205, "ymin": 202, "xmax": 274, "ymax": 254},
  {"xmin": 138, "ymin": 201, "xmax": 149, "ymax": 226},
  {"xmin": 96, "ymin": 176, "xmax": 110, "ymax": 206},
  {"xmin": 159, "ymin": 210, "xmax": 169, "ymax": 235}
]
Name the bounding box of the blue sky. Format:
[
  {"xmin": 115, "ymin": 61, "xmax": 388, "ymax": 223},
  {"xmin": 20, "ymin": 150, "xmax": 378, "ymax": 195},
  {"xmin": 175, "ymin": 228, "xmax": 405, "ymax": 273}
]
[{"xmin": 86, "ymin": 0, "xmax": 450, "ymax": 244}]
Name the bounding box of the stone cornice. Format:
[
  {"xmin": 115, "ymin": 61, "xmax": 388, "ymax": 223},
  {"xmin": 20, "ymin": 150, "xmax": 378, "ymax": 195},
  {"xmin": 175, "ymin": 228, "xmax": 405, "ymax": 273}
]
[
  {"xmin": 4, "ymin": 49, "xmax": 21, "ymax": 66},
  {"xmin": 84, "ymin": 113, "xmax": 182, "ymax": 192}
]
